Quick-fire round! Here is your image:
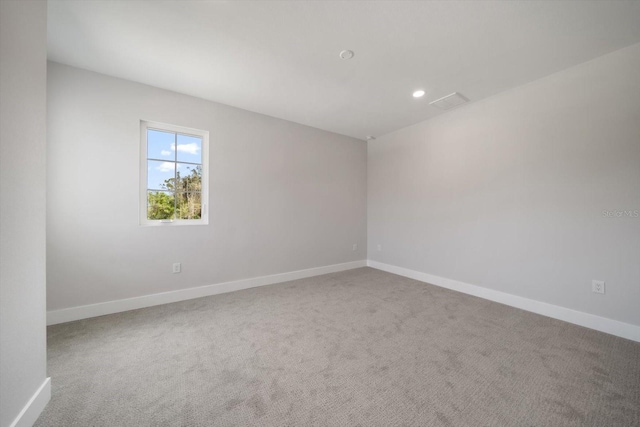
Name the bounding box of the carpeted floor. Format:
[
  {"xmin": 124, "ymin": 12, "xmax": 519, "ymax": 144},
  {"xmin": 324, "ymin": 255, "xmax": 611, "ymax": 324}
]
[{"xmin": 36, "ymin": 267, "xmax": 640, "ymax": 426}]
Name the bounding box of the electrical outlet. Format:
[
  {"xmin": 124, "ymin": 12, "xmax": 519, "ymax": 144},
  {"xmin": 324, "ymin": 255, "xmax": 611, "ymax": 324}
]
[
  {"xmin": 173, "ymin": 263, "xmax": 181, "ymax": 274},
  {"xmin": 592, "ymin": 280, "xmax": 605, "ymax": 294},
  {"xmin": 352, "ymin": 244, "xmax": 357, "ymax": 251},
  {"xmin": 377, "ymin": 244, "xmax": 382, "ymax": 251}
]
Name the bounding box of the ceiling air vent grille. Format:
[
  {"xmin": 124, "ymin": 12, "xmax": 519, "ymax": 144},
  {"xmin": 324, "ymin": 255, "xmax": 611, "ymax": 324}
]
[{"xmin": 429, "ymin": 92, "xmax": 469, "ymax": 110}]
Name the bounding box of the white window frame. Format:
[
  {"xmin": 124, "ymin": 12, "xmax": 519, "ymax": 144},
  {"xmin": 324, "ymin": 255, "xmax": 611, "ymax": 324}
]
[{"xmin": 140, "ymin": 120, "xmax": 209, "ymax": 226}]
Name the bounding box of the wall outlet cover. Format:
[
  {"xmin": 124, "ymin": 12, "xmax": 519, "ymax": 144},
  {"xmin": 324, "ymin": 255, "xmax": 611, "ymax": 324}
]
[{"xmin": 592, "ymin": 280, "xmax": 605, "ymax": 294}]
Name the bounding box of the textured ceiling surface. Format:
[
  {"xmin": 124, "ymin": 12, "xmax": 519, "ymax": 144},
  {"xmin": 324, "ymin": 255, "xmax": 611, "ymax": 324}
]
[{"xmin": 48, "ymin": 1, "xmax": 640, "ymax": 139}]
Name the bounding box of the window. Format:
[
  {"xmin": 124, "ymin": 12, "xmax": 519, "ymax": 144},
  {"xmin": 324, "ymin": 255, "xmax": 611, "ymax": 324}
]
[{"xmin": 140, "ymin": 121, "xmax": 209, "ymax": 226}]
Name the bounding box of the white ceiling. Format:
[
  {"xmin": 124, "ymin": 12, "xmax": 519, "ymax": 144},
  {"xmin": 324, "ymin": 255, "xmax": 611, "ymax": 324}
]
[{"xmin": 48, "ymin": 1, "xmax": 640, "ymax": 140}]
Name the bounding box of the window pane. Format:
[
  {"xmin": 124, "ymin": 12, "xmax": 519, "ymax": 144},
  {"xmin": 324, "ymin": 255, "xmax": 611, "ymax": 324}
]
[
  {"xmin": 147, "ymin": 191, "xmax": 175, "ymax": 220},
  {"xmin": 147, "ymin": 160, "xmax": 175, "ymax": 191},
  {"xmin": 175, "ymin": 163, "xmax": 202, "ymax": 193},
  {"xmin": 176, "ymin": 192, "xmax": 201, "ymax": 219},
  {"xmin": 176, "ymin": 134, "xmax": 202, "ymax": 164},
  {"xmin": 148, "ymin": 129, "xmax": 175, "ymax": 160}
]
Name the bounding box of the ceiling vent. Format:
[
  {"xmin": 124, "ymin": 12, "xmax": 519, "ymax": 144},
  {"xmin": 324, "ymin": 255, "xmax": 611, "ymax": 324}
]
[{"xmin": 429, "ymin": 92, "xmax": 469, "ymax": 110}]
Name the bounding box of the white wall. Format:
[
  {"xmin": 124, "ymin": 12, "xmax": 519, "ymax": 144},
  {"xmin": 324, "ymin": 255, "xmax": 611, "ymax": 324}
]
[
  {"xmin": 47, "ymin": 62, "xmax": 367, "ymax": 311},
  {"xmin": 368, "ymin": 43, "xmax": 640, "ymax": 327},
  {"xmin": 0, "ymin": 1, "xmax": 50, "ymax": 426}
]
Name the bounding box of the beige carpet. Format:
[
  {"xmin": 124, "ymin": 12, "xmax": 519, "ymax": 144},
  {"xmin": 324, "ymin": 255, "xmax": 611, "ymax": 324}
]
[{"xmin": 36, "ymin": 267, "xmax": 640, "ymax": 426}]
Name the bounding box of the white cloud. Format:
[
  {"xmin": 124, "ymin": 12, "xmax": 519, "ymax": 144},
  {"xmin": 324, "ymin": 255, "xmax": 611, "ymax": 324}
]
[
  {"xmin": 171, "ymin": 143, "xmax": 200, "ymax": 155},
  {"xmin": 155, "ymin": 162, "xmax": 174, "ymax": 172},
  {"xmin": 160, "ymin": 150, "xmax": 172, "ymax": 156}
]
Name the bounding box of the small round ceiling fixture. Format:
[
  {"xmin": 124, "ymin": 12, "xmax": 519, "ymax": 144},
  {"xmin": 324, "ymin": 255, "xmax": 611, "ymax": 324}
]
[
  {"xmin": 339, "ymin": 50, "xmax": 355, "ymax": 60},
  {"xmin": 366, "ymin": 136, "xmax": 376, "ymax": 141},
  {"xmin": 413, "ymin": 90, "xmax": 425, "ymax": 98}
]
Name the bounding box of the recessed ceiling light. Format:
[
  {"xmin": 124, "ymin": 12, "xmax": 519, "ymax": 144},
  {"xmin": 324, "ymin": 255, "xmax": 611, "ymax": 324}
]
[
  {"xmin": 366, "ymin": 136, "xmax": 376, "ymax": 141},
  {"xmin": 413, "ymin": 90, "xmax": 425, "ymax": 98},
  {"xmin": 339, "ymin": 50, "xmax": 354, "ymax": 60}
]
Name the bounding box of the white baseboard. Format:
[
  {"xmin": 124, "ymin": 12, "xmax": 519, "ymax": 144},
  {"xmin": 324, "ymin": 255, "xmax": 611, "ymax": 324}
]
[
  {"xmin": 47, "ymin": 260, "xmax": 367, "ymax": 326},
  {"xmin": 9, "ymin": 377, "xmax": 51, "ymax": 427},
  {"xmin": 47, "ymin": 258, "xmax": 640, "ymax": 342},
  {"xmin": 367, "ymin": 260, "xmax": 640, "ymax": 343}
]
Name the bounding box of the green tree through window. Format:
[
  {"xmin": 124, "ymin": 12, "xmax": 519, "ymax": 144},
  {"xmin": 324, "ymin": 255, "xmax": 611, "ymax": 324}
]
[
  {"xmin": 142, "ymin": 122, "xmax": 208, "ymax": 224},
  {"xmin": 148, "ymin": 166, "xmax": 202, "ymax": 220}
]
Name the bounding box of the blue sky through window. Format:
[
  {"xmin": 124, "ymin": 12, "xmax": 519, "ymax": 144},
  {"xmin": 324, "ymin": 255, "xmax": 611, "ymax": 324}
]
[
  {"xmin": 147, "ymin": 129, "xmax": 202, "ymax": 190},
  {"xmin": 176, "ymin": 134, "xmax": 202, "ymax": 164},
  {"xmin": 147, "ymin": 129, "xmax": 174, "ymax": 160},
  {"xmin": 147, "ymin": 160, "xmax": 174, "ymax": 190}
]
